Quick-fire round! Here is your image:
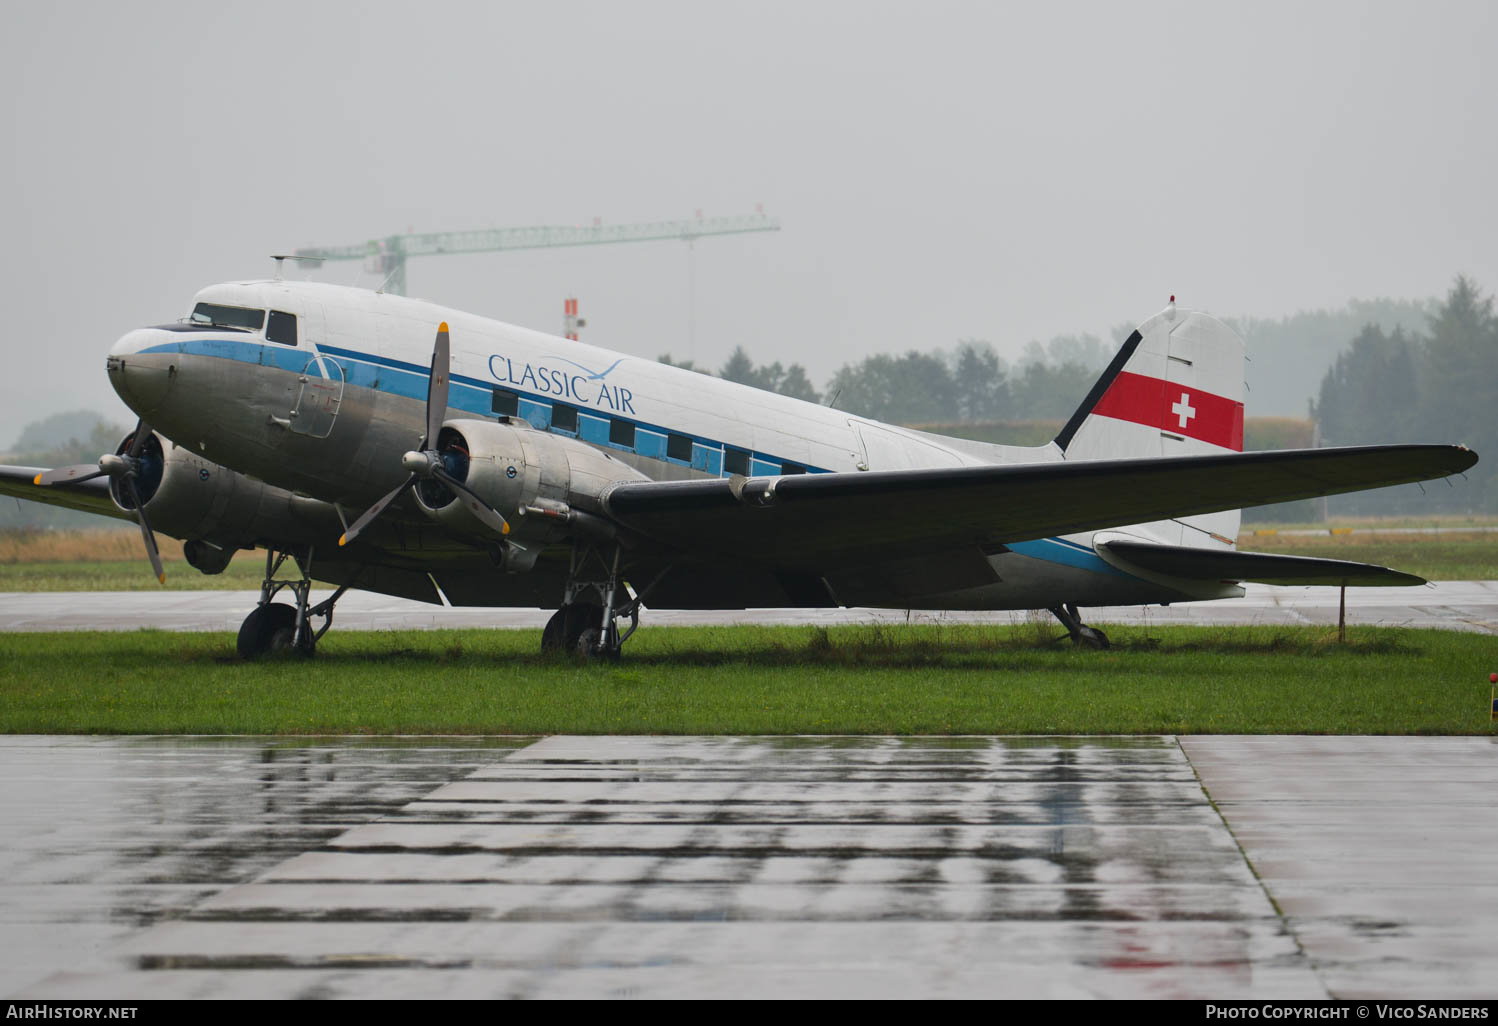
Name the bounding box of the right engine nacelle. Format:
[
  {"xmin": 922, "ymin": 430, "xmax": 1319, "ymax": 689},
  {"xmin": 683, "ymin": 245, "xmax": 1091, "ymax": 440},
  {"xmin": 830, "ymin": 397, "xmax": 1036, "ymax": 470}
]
[{"xmin": 411, "ymin": 418, "xmax": 650, "ymax": 556}]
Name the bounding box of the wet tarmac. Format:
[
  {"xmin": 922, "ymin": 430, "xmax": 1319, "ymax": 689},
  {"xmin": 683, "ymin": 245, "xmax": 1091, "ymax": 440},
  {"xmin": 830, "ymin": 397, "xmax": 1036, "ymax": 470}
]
[
  {"xmin": 2, "ymin": 580, "xmax": 1497, "ymax": 633},
  {"xmin": 4, "ymin": 735, "xmax": 1493, "ymax": 999},
  {"xmin": 1183, "ymin": 736, "xmax": 1498, "ymax": 999}
]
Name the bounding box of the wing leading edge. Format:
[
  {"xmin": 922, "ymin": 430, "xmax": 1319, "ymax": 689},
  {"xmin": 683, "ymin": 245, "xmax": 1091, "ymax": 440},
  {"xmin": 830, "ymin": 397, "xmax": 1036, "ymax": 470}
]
[
  {"xmin": 0, "ymin": 466, "xmax": 126, "ymax": 520},
  {"xmin": 600, "ymin": 443, "xmax": 1477, "ymax": 570}
]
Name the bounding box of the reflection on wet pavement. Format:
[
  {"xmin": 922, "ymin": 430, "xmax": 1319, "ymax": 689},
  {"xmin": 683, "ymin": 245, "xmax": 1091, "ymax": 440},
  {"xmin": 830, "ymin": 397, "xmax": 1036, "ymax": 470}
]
[
  {"xmin": 0, "ymin": 736, "xmax": 531, "ymax": 997},
  {"xmin": 9, "ymin": 735, "xmax": 1321, "ymax": 999},
  {"xmin": 1183, "ymin": 736, "xmax": 1498, "ymax": 999}
]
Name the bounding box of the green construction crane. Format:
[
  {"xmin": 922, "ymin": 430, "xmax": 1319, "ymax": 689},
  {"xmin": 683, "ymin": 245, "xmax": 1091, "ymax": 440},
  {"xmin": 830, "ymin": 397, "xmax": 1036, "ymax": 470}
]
[{"xmin": 293, "ymin": 212, "xmax": 780, "ymax": 297}]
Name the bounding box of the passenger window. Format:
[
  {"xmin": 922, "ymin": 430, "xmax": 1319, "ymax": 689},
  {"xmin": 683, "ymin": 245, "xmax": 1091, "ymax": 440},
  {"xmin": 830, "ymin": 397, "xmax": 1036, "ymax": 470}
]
[
  {"xmin": 492, "ymin": 388, "xmax": 519, "ymax": 417},
  {"xmin": 667, "ymin": 433, "xmax": 693, "ymax": 462},
  {"xmin": 551, "ymin": 404, "xmax": 578, "ymax": 432},
  {"xmin": 609, "ymin": 419, "xmax": 635, "ymax": 448},
  {"xmin": 724, "ymin": 448, "xmax": 749, "ymax": 476},
  {"xmin": 266, "ymin": 310, "xmax": 298, "ymax": 346}
]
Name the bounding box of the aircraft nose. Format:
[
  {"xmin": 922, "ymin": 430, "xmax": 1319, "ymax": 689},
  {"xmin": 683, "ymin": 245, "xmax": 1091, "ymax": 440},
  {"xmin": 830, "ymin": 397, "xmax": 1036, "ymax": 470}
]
[
  {"xmin": 108, "ymin": 327, "xmax": 158, "ymax": 358},
  {"xmin": 107, "ymin": 328, "xmax": 176, "ymax": 417}
]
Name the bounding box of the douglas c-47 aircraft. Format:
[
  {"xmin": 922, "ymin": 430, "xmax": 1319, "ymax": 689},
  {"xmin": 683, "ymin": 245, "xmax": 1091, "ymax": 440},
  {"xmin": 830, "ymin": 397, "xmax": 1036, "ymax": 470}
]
[{"xmin": 0, "ymin": 280, "xmax": 1478, "ymax": 659}]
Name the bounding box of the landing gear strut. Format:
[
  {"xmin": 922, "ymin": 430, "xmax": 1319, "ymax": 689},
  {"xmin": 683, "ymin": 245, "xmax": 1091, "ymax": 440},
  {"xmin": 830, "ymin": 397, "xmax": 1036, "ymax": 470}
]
[
  {"xmin": 1048, "ymin": 603, "xmax": 1110, "ymax": 649},
  {"xmin": 541, "ymin": 543, "xmax": 642, "ymax": 660},
  {"xmin": 236, "ymin": 546, "xmax": 352, "ymax": 660}
]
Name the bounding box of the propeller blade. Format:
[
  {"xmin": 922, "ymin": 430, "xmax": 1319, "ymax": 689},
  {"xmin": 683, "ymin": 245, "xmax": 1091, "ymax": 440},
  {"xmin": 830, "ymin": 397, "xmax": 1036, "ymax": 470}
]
[
  {"xmin": 33, "ymin": 465, "xmax": 108, "ymax": 486},
  {"xmin": 432, "ymin": 467, "xmax": 510, "ymax": 536},
  {"xmin": 125, "ymin": 420, "xmax": 154, "ymax": 460},
  {"xmin": 424, "ymin": 323, "xmax": 450, "ymax": 450},
  {"xmin": 339, "ymin": 474, "xmax": 417, "ymax": 547},
  {"xmin": 121, "ymin": 476, "xmax": 166, "ymax": 585}
]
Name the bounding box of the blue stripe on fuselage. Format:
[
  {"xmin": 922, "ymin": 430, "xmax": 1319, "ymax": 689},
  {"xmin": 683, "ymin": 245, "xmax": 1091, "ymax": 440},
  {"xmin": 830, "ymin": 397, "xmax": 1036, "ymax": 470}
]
[
  {"xmin": 1007, "ymin": 538, "xmax": 1128, "ymax": 577},
  {"xmin": 140, "ymin": 336, "xmax": 833, "ymax": 473},
  {"xmin": 140, "ymin": 336, "xmax": 1133, "ymax": 579}
]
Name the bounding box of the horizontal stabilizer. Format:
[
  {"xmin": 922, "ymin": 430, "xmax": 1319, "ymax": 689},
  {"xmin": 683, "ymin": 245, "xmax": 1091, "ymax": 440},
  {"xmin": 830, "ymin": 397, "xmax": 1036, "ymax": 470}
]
[{"xmin": 1098, "ymin": 539, "xmax": 1425, "ymax": 587}]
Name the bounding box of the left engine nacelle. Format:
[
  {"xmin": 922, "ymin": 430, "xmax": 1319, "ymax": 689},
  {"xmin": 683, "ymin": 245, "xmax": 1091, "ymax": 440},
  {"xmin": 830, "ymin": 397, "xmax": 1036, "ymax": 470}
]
[
  {"xmin": 108, "ymin": 430, "xmax": 336, "ymax": 556},
  {"xmin": 411, "ymin": 418, "xmax": 650, "ymax": 557}
]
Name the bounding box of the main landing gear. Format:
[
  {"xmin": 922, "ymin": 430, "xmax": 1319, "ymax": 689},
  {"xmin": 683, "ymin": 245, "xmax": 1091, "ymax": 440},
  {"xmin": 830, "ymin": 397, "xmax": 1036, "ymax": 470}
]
[
  {"xmin": 1048, "ymin": 603, "xmax": 1110, "ymax": 649},
  {"xmin": 236, "ymin": 546, "xmax": 352, "ymax": 660},
  {"xmin": 541, "ymin": 543, "xmax": 643, "ymax": 661}
]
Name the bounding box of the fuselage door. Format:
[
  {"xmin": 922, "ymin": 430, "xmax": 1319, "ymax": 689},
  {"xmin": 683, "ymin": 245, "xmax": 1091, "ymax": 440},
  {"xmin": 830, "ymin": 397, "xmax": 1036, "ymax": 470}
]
[
  {"xmin": 268, "ymin": 298, "xmax": 344, "ymax": 438},
  {"xmin": 290, "ymin": 356, "xmax": 345, "ymax": 438}
]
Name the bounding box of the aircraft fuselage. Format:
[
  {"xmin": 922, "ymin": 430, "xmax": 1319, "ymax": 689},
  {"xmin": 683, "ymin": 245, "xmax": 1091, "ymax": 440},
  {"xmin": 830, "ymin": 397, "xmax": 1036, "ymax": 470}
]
[{"xmin": 105, "ymin": 279, "xmax": 1240, "ymax": 611}]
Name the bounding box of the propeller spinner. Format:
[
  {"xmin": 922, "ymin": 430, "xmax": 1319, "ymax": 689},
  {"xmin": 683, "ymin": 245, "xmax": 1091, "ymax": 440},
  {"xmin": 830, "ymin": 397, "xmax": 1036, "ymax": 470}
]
[{"xmin": 34, "ymin": 420, "xmax": 167, "ymax": 584}]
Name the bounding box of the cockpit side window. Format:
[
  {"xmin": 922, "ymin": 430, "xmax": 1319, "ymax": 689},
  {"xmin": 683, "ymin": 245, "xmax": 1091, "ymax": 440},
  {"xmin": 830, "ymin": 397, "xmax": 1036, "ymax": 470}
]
[
  {"xmin": 266, "ymin": 310, "xmax": 298, "ymax": 346},
  {"xmin": 190, "ymin": 303, "xmax": 264, "ymax": 331}
]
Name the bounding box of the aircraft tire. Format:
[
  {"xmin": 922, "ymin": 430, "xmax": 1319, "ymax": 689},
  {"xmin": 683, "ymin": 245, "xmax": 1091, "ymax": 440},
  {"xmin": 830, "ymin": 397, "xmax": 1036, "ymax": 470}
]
[
  {"xmin": 237, "ymin": 603, "xmax": 312, "ymax": 660},
  {"xmin": 572, "ymin": 624, "xmax": 619, "ymax": 662},
  {"xmin": 541, "ymin": 607, "xmax": 568, "ymax": 654},
  {"xmin": 1076, "ymin": 625, "xmax": 1110, "ymax": 650},
  {"xmin": 561, "ymin": 603, "xmax": 602, "ymax": 653}
]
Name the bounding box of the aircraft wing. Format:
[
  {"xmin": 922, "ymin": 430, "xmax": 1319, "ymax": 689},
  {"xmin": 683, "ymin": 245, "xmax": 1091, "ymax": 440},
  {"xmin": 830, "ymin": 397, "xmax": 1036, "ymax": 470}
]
[
  {"xmin": 600, "ymin": 444, "xmax": 1477, "ymax": 570},
  {"xmin": 0, "ymin": 465, "xmax": 129, "ymax": 521}
]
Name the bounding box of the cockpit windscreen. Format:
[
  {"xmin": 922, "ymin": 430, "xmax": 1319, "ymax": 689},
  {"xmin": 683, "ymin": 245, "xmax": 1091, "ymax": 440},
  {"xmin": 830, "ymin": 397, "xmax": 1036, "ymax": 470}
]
[{"xmin": 190, "ymin": 303, "xmax": 265, "ymax": 331}]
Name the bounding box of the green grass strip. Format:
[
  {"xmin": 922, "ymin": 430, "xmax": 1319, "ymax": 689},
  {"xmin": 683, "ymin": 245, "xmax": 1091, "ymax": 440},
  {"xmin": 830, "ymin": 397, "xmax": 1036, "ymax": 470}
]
[{"xmin": 2, "ymin": 624, "xmax": 1494, "ymax": 736}]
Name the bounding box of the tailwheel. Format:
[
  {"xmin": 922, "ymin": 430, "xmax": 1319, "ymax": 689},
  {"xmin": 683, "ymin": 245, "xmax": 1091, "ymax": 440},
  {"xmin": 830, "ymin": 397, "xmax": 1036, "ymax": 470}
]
[{"xmin": 1048, "ymin": 603, "xmax": 1111, "ymax": 650}]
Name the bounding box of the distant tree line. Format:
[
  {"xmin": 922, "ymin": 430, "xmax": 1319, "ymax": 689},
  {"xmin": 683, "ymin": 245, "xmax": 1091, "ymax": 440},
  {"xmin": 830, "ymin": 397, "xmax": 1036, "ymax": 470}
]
[
  {"xmin": 1229, "ymin": 298, "xmax": 1434, "ymax": 417},
  {"xmin": 1310, "ymin": 275, "xmax": 1497, "ymax": 515},
  {"xmin": 658, "ymin": 332, "xmax": 1116, "ymax": 426}
]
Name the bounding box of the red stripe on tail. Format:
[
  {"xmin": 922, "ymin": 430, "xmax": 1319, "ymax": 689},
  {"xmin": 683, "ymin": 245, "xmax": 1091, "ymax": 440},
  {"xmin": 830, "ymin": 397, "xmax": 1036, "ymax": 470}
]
[{"xmin": 1092, "ymin": 371, "xmax": 1244, "ymax": 451}]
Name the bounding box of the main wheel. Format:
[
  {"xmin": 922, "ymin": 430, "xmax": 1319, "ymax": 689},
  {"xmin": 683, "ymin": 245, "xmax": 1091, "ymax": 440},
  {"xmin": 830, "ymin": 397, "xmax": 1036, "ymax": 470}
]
[
  {"xmin": 236, "ymin": 603, "xmax": 312, "ymax": 660},
  {"xmin": 572, "ymin": 624, "xmax": 619, "ymax": 662},
  {"xmin": 541, "ymin": 606, "xmax": 568, "ymax": 654},
  {"xmin": 560, "ymin": 603, "xmax": 601, "ymax": 652}
]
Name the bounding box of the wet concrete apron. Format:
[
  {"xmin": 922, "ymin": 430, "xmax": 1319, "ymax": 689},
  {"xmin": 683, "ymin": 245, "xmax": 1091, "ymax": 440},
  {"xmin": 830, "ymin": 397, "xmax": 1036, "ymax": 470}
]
[
  {"xmin": 1182, "ymin": 736, "xmax": 1498, "ymax": 1000},
  {"xmin": 6, "ymin": 735, "xmax": 1335, "ymax": 999}
]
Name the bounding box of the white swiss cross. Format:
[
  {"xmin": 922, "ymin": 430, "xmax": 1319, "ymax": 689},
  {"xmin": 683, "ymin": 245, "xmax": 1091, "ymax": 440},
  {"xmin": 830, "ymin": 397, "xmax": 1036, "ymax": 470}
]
[{"xmin": 1171, "ymin": 392, "xmax": 1197, "ymax": 429}]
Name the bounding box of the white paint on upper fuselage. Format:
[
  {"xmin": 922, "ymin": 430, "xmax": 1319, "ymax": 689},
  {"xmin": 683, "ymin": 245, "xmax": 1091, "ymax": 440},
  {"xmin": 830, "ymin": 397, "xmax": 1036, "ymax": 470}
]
[{"xmin": 175, "ymin": 279, "xmax": 1038, "ymax": 479}]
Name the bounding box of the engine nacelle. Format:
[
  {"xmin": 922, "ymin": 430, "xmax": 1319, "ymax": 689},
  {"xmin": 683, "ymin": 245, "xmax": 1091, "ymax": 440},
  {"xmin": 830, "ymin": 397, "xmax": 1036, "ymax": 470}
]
[
  {"xmin": 411, "ymin": 418, "xmax": 650, "ymax": 561},
  {"xmin": 109, "ymin": 430, "xmax": 338, "ymax": 559}
]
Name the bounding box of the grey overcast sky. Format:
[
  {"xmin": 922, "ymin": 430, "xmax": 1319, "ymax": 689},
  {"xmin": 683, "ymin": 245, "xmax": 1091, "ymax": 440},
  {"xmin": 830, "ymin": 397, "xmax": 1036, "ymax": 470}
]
[{"xmin": 3, "ymin": 0, "xmax": 1495, "ymax": 444}]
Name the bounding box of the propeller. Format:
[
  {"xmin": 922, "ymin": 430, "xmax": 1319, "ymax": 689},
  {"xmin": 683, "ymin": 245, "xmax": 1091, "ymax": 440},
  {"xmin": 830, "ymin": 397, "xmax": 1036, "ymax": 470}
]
[
  {"xmin": 339, "ymin": 322, "xmax": 510, "ymax": 547},
  {"xmin": 35, "ymin": 420, "xmax": 167, "ymax": 584}
]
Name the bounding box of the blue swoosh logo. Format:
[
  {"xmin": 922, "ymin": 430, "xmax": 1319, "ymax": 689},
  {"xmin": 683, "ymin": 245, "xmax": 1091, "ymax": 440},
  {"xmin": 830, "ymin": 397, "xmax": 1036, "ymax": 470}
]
[{"xmin": 551, "ymin": 356, "xmax": 625, "ymax": 380}]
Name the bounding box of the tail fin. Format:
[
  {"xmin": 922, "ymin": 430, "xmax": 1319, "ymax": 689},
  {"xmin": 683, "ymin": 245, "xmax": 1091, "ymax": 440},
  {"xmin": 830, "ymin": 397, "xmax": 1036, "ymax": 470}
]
[{"xmin": 1056, "ymin": 300, "xmax": 1246, "ymax": 544}]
